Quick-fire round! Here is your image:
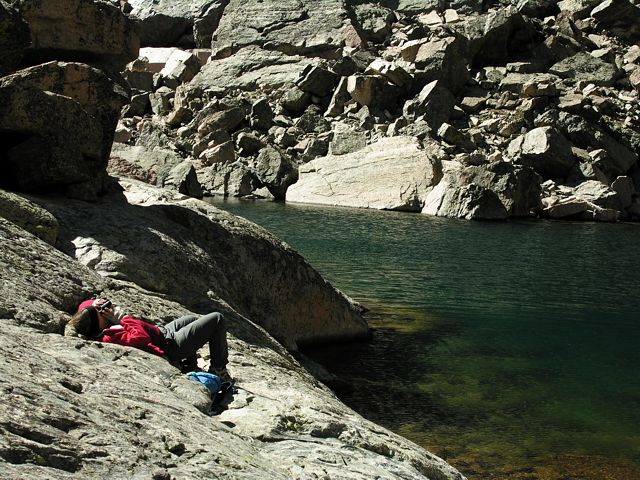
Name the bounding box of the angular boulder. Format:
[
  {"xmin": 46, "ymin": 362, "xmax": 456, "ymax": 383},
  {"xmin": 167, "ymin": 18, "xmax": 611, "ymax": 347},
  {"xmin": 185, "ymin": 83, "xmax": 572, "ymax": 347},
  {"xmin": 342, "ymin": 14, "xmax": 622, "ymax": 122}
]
[
  {"xmin": 549, "ymin": 52, "xmax": 619, "ymax": 86},
  {"xmin": 435, "ymin": 182, "xmax": 509, "ymax": 220},
  {"xmin": 403, "ymin": 80, "xmax": 456, "ymax": 130},
  {"xmin": 109, "ymin": 143, "xmax": 202, "ymax": 198},
  {"xmin": 128, "ymin": 0, "xmax": 225, "ymax": 47},
  {"xmin": 351, "ymin": 3, "xmax": 395, "ymax": 43},
  {"xmin": 255, "ymin": 146, "xmax": 298, "ymax": 199},
  {"xmin": 15, "ymin": 0, "xmax": 139, "ymax": 70},
  {"xmin": 287, "ymin": 136, "xmax": 442, "ymax": 212},
  {"xmin": 451, "ymin": 7, "xmax": 535, "ymax": 66},
  {"xmin": 591, "ymin": 0, "xmax": 640, "ymax": 43},
  {"xmin": 509, "ymin": 126, "xmax": 576, "ymax": 179},
  {"xmin": 412, "ymin": 36, "xmax": 469, "ymax": 95}
]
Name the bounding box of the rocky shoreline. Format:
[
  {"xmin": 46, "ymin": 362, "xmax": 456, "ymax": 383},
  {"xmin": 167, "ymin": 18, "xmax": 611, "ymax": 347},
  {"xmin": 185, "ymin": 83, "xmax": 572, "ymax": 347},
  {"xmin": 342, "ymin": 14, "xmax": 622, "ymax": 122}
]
[{"xmin": 1, "ymin": 0, "xmax": 639, "ymax": 477}]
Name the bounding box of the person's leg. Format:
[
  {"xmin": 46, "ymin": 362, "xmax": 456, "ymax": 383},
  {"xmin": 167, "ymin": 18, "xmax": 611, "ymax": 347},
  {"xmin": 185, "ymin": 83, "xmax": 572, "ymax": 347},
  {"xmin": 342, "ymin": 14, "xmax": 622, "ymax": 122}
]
[
  {"xmin": 163, "ymin": 315, "xmax": 198, "ymax": 336},
  {"xmin": 171, "ymin": 312, "xmax": 228, "ymax": 368}
]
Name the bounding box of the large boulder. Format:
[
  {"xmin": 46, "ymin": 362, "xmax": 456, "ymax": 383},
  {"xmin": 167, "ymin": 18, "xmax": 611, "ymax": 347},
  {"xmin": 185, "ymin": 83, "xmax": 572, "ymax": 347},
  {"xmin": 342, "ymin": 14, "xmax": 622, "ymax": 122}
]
[
  {"xmin": 0, "ymin": 62, "xmax": 131, "ymax": 198},
  {"xmin": 410, "ymin": 36, "xmax": 470, "ymax": 95},
  {"xmin": 287, "ymin": 136, "xmax": 442, "ymax": 212},
  {"xmin": 549, "ymin": 52, "xmax": 619, "ymax": 86},
  {"xmin": 591, "ymin": 0, "xmax": 640, "ymax": 43},
  {"xmin": 0, "ymin": 1, "xmax": 30, "ymax": 76},
  {"xmin": 458, "ymin": 162, "xmax": 543, "ymax": 217},
  {"xmin": 351, "ymin": 3, "xmax": 395, "ymax": 43},
  {"xmin": 403, "ymin": 80, "xmax": 457, "ymax": 130},
  {"xmin": 556, "ymin": 112, "xmax": 638, "ymax": 177},
  {"xmin": 211, "ymin": 0, "xmax": 348, "ymax": 59},
  {"xmin": 1, "ymin": 61, "xmax": 129, "ymax": 162},
  {"xmin": 128, "ymin": 0, "xmax": 227, "ymax": 47},
  {"xmin": 190, "ymin": 46, "xmax": 315, "ymax": 90},
  {"xmin": 451, "ymin": 7, "xmax": 537, "ymax": 66},
  {"xmin": 255, "ymin": 146, "xmax": 298, "ymax": 200},
  {"xmin": 431, "ymin": 181, "xmax": 509, "ymax": 220},
  {"xmin": 508, "ymin": 126, "xmax": 576, "ymax": 179},
  {"xmin": 14, "ymin": 0, "xmax": 139, "ymax": 70}
]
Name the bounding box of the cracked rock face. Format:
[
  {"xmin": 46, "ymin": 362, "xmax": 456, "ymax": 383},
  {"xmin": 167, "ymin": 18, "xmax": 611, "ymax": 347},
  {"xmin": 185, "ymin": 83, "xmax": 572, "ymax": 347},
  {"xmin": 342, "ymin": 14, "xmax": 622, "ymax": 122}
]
[
  {"xmin": 211, "ymin": 0, "xmax": 348, "ymax": 58},
  {"xmin": 0, "ymin": 186, "xmax": 465, "ymax": 480}
]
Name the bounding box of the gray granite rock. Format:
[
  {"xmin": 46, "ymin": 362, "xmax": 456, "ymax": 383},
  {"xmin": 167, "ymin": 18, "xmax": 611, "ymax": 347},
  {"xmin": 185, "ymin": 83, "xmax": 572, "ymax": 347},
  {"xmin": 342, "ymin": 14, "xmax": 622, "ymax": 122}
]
[
  {"xmin": 14, "ymin": 0, "xmax": 139, "ymax": 70},
  {"xmin": 255, "ymin": 146, "xmax": 298, "ymax": 199},
  {"xmin": 549, "ymin": 52, "xmax": 620, "ymax": 86},
  {"xmin": 191, "ymin": 46, "xmax": 315, "ymax": 91},
  {"xmin": 0, "ymin": 1, "xmax": 29, "ymax": 76},
  {"xmin": 287, "ymin": 136, "xmax": 442, "ymax": 212},
  {"xmin": 0, "ymin": 202, "xmax": 464, "ymax": 479},
  {"xmin": 210, "ymin": 0, "xmax": 348, "ymax": 58}
]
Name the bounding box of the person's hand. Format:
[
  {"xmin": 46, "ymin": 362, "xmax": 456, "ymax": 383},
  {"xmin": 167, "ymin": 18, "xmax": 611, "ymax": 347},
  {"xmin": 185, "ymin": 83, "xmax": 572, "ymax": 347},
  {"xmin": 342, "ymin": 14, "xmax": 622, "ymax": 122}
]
[{"xmin": 93, "ymin": 298, "xmax": 116, "ymax": 323}]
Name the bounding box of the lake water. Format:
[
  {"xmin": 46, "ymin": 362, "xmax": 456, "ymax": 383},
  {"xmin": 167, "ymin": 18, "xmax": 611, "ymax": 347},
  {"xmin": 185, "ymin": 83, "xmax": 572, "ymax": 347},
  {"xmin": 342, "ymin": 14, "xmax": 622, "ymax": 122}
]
[{"xmin": 208, "ymin": 197, "xmax": 640, "ymax": 480}]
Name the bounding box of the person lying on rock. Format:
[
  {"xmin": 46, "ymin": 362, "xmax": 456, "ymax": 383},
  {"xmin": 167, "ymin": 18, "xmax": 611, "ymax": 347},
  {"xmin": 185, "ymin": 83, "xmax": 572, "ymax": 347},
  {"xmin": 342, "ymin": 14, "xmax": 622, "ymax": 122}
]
[{"xmin": 65, "ymin": 298, "xmax": 232, "ymax": 382}]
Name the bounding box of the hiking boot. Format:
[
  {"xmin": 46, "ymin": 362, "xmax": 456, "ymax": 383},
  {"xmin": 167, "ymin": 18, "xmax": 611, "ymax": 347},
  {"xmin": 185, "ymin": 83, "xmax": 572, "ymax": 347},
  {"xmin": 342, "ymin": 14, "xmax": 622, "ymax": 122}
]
[{"xmin": 210, "ymin": 367, "xmax": 233, "ymax": 383}]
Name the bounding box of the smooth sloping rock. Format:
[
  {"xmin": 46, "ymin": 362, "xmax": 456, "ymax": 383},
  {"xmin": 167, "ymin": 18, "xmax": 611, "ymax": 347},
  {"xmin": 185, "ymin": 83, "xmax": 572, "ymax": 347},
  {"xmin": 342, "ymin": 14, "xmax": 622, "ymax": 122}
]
[
  {"xmin": 190, "ymin": 46, "xmax": 315, "ymax": 90},
  {"xmin": 15, "ymin": 0, "xmax": 139, "ymax": 70},
  {"xmin": 0, "ymin": 1, "xmax": 30, "ymax": 76},
  {"xmin": 0, "ymin": 211, "xmax": 464, "ymax": 480},
  {"xmin": 287, "ymin": 136, "xmax": 442, "ymax": 212},
  {"xmin": 211, "ymin": 0, "xmax": 347, "ymax": 58},
  {"xmin": 46, "ymin": 179, "xmax": 369, "ymax": 350},
  {"xmin": 0, "ymin": 189, "xmax": 58, "ymax": 245}
]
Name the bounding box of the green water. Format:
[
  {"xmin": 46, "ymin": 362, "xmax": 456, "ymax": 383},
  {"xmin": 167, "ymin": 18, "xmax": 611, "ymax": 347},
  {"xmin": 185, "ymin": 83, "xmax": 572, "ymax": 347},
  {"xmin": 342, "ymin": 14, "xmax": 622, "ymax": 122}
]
[{"xmin": 208, "ymin": 197, "xmax": 640, "ymax": 479}]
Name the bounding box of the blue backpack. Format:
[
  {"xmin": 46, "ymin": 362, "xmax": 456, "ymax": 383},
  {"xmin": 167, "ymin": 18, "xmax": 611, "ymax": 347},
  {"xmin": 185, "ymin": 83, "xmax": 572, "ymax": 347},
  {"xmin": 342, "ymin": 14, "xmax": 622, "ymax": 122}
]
[{"xmin": 187, "ymin": 372, "xmax": 236, "ymax": 415}]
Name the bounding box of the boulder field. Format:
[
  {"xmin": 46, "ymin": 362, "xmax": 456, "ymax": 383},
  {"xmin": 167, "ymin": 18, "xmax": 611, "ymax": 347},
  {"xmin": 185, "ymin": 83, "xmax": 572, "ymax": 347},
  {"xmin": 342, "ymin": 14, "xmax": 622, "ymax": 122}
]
[{"xmin": 107, "ymin": 0, "xmax": 640, "ymax": 222}]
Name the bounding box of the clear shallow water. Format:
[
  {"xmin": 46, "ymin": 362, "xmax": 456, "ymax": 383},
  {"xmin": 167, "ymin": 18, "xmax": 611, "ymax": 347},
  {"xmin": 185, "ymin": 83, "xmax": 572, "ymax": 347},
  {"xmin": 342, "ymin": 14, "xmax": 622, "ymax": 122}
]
[{"xmin": 208, "ymin": 197, "xmax": 640, "ymax": 479}]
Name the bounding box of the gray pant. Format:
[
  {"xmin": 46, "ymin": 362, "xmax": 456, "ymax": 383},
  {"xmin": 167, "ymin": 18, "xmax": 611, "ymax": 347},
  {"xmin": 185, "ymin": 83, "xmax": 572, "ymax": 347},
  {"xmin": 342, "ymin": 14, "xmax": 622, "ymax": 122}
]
[{"xmin": 161, "ymin": 312, "xmax": 228, "ymax": 369}]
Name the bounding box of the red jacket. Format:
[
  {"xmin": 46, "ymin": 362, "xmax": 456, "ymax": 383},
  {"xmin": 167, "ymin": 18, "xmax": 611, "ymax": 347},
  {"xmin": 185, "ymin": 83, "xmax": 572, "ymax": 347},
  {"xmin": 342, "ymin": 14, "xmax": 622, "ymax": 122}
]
[{"xmin": 77, "ymin": 300, "xmax": 167, "ymax": 357}]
